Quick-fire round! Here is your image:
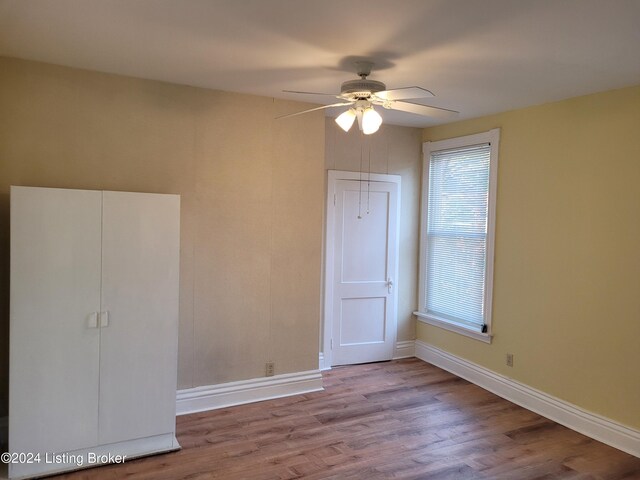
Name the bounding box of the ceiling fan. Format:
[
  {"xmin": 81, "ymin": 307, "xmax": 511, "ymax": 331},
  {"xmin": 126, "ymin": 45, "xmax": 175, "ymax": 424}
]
[{"xmin": 279, "ymin": 61, "xmax": 458, "ymax": 134}]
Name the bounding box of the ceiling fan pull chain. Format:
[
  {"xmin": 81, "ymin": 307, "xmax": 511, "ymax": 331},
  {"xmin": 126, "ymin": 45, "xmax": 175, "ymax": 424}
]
[
  {"xmin": 367, "ymin": 135, "xmax": 371, "ymax": 215},
  {"xmin": 386, "ymin": 139, "xmax": 390, "ymax": 175},
  {"xmin": 358, "ymin": 132, "xmax": 363, "ymax": 219}
]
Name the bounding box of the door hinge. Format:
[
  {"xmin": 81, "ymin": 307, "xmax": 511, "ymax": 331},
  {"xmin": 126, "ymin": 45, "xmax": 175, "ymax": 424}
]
[
  {"xmin": 333, "ymin": 194, "xmax": 336, "ymax": 206},
  {"xmin": 330, "ymin": 338, "xmax": 333, "ymax": 350}
]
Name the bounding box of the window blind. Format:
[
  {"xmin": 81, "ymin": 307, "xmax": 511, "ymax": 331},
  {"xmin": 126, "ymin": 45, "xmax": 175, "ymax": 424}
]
[{"xmin": 425, "ymin": 143, "xmax": 490, "ymax": 328}]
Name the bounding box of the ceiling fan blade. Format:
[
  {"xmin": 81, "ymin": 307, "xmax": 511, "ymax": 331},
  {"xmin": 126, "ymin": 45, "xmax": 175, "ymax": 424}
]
[
  {"xmin": 387, "ymin": 101, "xmax": 459, "ymax": 119},
  {"xmin": 375, "ymin": 86, "xmax": 434, "ymax": 101},
  {"xmin": 276, "ymin": 102, "xmax": 354, "ymax": 120},
  {"xmin": 283, "ymin": 89, "xmax": 339, "ymax": 96}
]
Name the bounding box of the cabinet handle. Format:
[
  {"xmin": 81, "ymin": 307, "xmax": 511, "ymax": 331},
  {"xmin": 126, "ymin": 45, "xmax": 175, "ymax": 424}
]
[
  {"xmin": 88, "ymin": 312, "xmax": 99, "ymax": 329},
  {"xmin": 99, "ymin": 311, "xmax": 110, "ymax": 328}
]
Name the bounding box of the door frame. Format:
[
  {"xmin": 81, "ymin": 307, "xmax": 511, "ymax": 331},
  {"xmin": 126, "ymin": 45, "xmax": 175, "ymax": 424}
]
[{"xmin": 322, "ymin": 170, "xmax": 402, "ymax": 369}]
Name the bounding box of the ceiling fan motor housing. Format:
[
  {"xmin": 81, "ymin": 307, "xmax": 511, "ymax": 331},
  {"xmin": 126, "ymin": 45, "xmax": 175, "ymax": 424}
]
[{"xmin": 340, "ymin": 79, "xmax": 386, "ymax": 100}]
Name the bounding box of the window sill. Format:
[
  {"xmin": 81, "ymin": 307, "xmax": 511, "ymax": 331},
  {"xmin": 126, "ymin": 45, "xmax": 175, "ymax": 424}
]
[{"xmin": 413, "ymin": 312, "xmax": 493, "ymax": 344}]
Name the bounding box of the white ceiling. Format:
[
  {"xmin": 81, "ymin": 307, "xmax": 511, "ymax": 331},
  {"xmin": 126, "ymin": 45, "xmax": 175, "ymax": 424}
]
[{"xmin": 1, "ymin": 0, "xmax": 639, "ymax": 127}]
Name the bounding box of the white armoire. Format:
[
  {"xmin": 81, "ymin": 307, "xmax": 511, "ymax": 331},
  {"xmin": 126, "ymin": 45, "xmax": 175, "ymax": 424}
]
[{"xmin": 9, "ymin": 186, "xmax": 181, "ymax": 479}]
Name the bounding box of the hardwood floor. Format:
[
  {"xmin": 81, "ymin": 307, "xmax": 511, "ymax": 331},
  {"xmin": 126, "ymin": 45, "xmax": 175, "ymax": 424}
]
[{"xmin": 53, "ymin": 358, "xmax": 640, "ymax": 479}]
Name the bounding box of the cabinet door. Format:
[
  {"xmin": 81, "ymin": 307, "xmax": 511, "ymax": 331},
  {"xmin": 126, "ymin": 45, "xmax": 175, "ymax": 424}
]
[
  {"xmin": 98, "ymin": 191, "xmax": 180, "ymax": 444},
  {"xmin": 10, "ymin": 187, "xmax": 102, "ymax": 455}
]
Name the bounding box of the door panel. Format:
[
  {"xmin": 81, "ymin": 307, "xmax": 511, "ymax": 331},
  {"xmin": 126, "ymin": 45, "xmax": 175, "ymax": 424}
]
[
  {"xmin": 340, "ymin": 297, "xmax": 386, "ymax": 345},
  {"xmin": 341, "ymin": 190, "xmax": 389, "ymax": 282},
  {"xmin": 330, "ymin": 177, "xmax": 399, "ymax": 366},
  {"xmin": 98, "ymin": 191, "xmax": 180, "ymax": 444},
  {"xmin": 10, "ymin": 187, "xmax": 102, "ymax": 455}
]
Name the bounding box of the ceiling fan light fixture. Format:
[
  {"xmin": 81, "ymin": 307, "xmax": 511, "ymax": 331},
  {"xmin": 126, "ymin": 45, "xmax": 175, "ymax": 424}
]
[
  {"xmin": 362, "ymin": 107, "xmax": 382, "ymax": 135},
  {"xmin": 280, "ymin": 62, "xmax": 458, "ymax": 129},
  {"xmin": 335, "ymin": 108, "xmax": 357, "ymax": 132}
]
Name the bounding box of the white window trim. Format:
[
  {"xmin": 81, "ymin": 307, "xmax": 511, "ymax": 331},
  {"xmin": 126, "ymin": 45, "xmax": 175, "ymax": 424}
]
[{"xmin": 415, "ymin": 128, "xmax": 500, "ymax": 343}]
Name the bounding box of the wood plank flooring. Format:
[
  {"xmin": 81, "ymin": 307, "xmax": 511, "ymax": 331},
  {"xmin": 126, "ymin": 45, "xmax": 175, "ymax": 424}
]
[{"xmin": 53, "ymin": 358, "xmax": 640, "ymax": 479}]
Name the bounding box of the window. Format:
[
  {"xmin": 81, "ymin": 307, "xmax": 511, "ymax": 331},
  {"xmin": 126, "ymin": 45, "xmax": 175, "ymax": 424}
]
[{"xmin": 415, "ymin": 129, "xmax": 499, "ymax": 343}]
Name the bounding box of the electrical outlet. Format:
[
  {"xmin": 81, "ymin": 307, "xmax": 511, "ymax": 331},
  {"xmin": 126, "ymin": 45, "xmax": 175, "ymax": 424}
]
[
  {"xmin": 506, "ymin": 353, "xmax": 514, "ymax": 367},
  {"xmin": 265, "ymin": 361, "xmax": 275, "ymax": 377}
]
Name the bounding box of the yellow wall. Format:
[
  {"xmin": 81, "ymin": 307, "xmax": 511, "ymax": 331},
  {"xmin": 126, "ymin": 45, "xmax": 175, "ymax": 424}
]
[
  {"xmin": 420, "ymin": 84, "xmax": 640, "ymax": 429},
  {"xmin": 324, "ymin": 119, "xmax": 422, "ymax": 347},
  {"xmin": 0, "ymin": 57, "xmax": 326, "ymax": 417}
]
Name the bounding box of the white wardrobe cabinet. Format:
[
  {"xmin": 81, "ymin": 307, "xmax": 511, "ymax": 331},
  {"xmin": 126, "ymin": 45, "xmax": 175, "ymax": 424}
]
[{"xmin": 9, "ymin": 186, "xmax": 181, "ymax": 480}]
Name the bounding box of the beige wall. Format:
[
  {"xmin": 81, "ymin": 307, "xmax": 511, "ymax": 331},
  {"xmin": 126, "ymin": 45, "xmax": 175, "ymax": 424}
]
[
  {"xmin": 419, "ymin": 84, "xmax": 640, "ymax": 429},
  {"xmin": 0, "ymin": 57, "xmax": 326, "ymax": 417},
  {"xmin": 324, "ymin": 119, "xmax": 422, "ymax": 349}
]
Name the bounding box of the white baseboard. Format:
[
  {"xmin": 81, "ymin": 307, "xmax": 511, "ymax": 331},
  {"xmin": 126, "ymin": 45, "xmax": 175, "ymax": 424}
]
[
  {"xmin": 319, "ymin": 352, "xmax": 331, "ymax": 371},
  {"xmin": 176, "ymin": 370, "xmax": 324, "ymax": 416},
  {"xmin": 393, "ymin": 340, "xmax": 416, "ymax": 359},
  {"xmin": 415, "ymin": 341, "xmax": 640, "ymax": 458}
]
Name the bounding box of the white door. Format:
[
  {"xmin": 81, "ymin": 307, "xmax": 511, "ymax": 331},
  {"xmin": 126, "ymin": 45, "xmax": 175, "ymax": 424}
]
[
  {"xmin": 325, "ymin": 171, "xmax": 400, "ymax": 366},
  {"xmin": 98, "ymin": 191, "xmax": 180, "ymax": 444},
  {"xmin": 10, "ymin": 187, "xmax": 102, "ymax": 458}
]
